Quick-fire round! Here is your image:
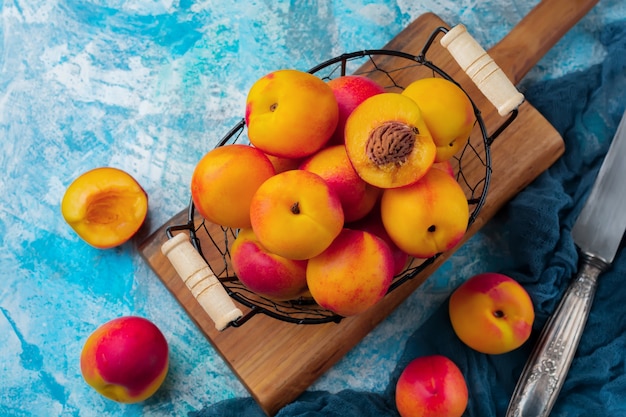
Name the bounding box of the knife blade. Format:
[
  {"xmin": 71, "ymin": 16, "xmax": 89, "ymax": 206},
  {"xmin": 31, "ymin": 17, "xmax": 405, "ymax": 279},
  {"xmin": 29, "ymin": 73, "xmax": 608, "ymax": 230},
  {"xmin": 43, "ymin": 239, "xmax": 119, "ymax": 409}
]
[{"xmin": 506, "ymin": 108, "xmax": 626, "ymax": 417}]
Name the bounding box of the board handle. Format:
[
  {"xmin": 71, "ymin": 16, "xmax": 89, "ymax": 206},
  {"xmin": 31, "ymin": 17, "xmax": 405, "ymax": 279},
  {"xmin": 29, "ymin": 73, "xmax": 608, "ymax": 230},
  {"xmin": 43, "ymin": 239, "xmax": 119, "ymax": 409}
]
[
  {"xmin": 441, "ymin": 24, "xmax": 525, "ymax": 117},
  {"xmin": 161, "ymin": 233, "xmax": 243, "ymax": 331}
]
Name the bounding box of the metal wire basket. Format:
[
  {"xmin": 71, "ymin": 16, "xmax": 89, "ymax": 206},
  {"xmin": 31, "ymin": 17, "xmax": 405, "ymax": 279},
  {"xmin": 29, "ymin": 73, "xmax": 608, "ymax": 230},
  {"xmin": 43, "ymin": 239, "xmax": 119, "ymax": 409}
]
[{"xmin": 165, "ymin": 26, "xmax": 518, "ymax": 327}]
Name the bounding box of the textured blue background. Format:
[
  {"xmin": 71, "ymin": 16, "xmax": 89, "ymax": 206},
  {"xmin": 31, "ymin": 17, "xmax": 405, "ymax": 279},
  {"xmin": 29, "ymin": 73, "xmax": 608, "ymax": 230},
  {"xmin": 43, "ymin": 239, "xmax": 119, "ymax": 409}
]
[{"xmin": 1, "ymin": 1, "xmax": 624, "ymax": 416}]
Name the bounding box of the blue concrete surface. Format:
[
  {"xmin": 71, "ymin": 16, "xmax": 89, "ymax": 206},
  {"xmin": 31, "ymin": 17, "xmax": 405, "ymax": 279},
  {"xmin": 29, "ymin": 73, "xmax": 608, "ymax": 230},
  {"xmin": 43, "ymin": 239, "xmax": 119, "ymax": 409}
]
[{"xmin": 1, "ymin": 1, "xmax": 624, "ymax": 416}]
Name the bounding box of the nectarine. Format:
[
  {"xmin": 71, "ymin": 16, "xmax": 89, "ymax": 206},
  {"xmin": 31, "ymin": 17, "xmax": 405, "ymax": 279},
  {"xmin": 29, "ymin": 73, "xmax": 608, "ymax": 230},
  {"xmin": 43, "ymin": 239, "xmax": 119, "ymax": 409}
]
[
  {"xmin": 250, "ymin": 170, "xmax": 344, "ymax": 260},
  {"xmin": 395, "ymin": 355, "xmax": 468, "ymax": 417},
  {"xmin": 327, "ymin": 75, "xmax": 386, "ymax": 145},
  {"xmin": 448, "ymin": 272, "xmax": 535, "ymax": 354},
  {"xmin": 80, "ymin": 316, "xmax": 169, "ymax": 403},
  {"xmin": 381, "ymin": 167, "xmax": 469, "ymax": 258},
  {"xmin": 402, "ymin": 78, "xmax": 476, "ymax": 162},
  {"xmin": 300, "ymin": 144, "xmax": 381, "ymax": 222},
  {"xmin": 231, "ymin": 228, "xmax": 308, "ymax": 300},
  {"xmin": 191, "ymin": 144, "xmax": 275, "ymax": 229},
  {"xmin": 245, "ymin": 69, "xmax": 339, "ymax": 158},
  {"xmin": 306, "ymin": 228, "xmax": 394, "ymax": 316}
]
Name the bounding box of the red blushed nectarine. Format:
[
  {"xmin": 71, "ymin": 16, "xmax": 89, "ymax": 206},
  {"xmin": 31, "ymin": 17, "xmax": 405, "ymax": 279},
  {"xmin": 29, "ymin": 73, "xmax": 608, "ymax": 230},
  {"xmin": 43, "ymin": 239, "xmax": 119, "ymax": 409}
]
[
  {"xmin": 395, "ymin": 355, "xmax": 468, "ymax": 417},
  {"xmin": 345, "ymin": 92, "xmax": 436, "ymax": 189},
  {"xmin": 231, "ymin": 228, "xmax": 308, "ymax": 301},
  {"xmin": 449, "ymin": 272, "xmax": 535, "ymax": 354},
  {"xmin": 327, "ymin": 75, "xmax": 386, "ymax": 145},
  {"xmin": 245, "ymin": 69, "xmax": 339, "ymax": 158},
  {"xmin": 80, "ymin": 316, "xmax": 169, "ymax": 403},
  {"xmin": 402, "ymin": 78, "xmax": 476, "ymax": 162},
  {"xmin": 381, "ymin": 167, "xmax": 469, "ymax": 259},
  {"xmin": 300, "ymin": 144, "xmax": 381, "ymax": 222},
  {"xmin": 191, "ymin": 144, "xmax": 275, "ymax": 229},
  {"xmin": 249, "ymin": 170, "xmax": 344, "ymax": 261},
  {"xmin": 306, "ymin": 228, "xmax": 394, "ymax": 316},
  {"xmin": 61, "ymin": 167, "xmax": 148, "ymax": 249}
]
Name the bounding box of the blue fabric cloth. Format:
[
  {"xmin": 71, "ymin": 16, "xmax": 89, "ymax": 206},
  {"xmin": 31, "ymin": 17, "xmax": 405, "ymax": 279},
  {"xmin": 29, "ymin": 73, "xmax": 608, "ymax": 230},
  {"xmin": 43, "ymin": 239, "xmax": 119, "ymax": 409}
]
[{"xmin": 193, "ymin": 20, "xmax": 626, "ymax": 417}]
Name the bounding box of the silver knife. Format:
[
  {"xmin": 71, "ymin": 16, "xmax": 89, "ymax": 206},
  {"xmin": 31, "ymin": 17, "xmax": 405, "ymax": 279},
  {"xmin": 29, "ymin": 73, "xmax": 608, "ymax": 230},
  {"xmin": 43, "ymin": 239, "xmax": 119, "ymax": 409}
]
[{"xmin": 505, "ymin": 108, "xmax": 626, "ymax": 417}]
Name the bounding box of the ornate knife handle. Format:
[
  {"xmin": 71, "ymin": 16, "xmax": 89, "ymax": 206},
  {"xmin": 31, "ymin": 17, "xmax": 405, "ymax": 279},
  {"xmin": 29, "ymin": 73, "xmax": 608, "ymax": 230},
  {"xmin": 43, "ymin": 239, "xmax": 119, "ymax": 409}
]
[{"xmin": 505, "ymin": 253, "xmax": 607, "ymax": 417}]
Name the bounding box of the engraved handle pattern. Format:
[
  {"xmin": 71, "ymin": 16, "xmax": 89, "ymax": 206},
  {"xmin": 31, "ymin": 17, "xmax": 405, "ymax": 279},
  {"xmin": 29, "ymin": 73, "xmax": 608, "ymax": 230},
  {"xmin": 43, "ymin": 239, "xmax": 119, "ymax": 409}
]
[
  {"xmin": 440, "ymin": 24, "xmax": 525, "ymax": 117},
  {"xmin": 161, "ymin": 233, "xmax": 243, "ymax": 331},
  {"xmin": 505, "ymin": 255, "xmax": 605, "ymax": 417}
]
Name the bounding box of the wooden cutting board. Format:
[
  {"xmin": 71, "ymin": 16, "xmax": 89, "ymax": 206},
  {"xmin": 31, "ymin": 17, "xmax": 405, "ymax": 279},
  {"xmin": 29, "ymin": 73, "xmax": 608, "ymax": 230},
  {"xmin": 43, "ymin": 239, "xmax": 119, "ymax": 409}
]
[{"xmin": 139, "ymin": 0, "xmax": 597, "ymax": 415}]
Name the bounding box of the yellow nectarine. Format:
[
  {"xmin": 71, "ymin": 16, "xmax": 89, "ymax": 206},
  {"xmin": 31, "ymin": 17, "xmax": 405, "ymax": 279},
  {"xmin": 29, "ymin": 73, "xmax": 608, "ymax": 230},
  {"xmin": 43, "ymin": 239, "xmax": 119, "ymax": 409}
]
[
  {"xmin": 191, "ymin": 144, "xmax": 275, "ymax": 229},
  {"xmin": 245, "ymin": 69, "xmax": 339, "ymax": 158},
  {"xmin": 449, "ymin": 273, "xmax": 535, "ymax": 354},
  {"xmin": 249, "ymin": 170, "xmax": 344, "ymax": 260},
  {"xmin": 381, "ymin": 167, "xmax": 469, "ymax": 258},
  {"xmin": 402, "ymin": 78, "xmax": 476, "ymax": 162}
]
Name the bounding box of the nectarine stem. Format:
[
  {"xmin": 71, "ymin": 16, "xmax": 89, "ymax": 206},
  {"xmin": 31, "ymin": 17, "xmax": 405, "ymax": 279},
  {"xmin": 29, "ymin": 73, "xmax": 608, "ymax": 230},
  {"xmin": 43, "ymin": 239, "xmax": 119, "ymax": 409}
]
[
  {"xmin": 366, "ymin": 121, "xmax": 416, "ymax": 166},
  {"xmin": 493, "ymin": 310, "xmax": 505, "ymax": 318},
  {"xmin": 291, "ymin": 202, "xmax": 300, "ymax": 215}
]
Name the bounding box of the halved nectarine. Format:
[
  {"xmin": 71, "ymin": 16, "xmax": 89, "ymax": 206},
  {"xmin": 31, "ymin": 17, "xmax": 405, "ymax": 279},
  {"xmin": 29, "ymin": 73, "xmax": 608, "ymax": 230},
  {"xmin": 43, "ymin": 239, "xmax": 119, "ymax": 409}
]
[
  {"xmin": 344, "ymin": 92, "xmax": 436, "ymax": 189},
  {"xmin": 61, "ymin": 167, "xmax": 148, "ymax": 249}
]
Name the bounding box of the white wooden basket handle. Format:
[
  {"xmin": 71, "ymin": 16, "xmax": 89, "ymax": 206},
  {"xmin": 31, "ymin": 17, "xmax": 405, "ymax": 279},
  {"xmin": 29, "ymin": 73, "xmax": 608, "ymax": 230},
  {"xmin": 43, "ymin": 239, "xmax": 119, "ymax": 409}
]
[
  {"xmin": 161, "ymin": 233, "xmax": 243, "ymax": 331},
  {"xmin": 441, "ymin": 24, "xmax": 525, "ymax": 117}
]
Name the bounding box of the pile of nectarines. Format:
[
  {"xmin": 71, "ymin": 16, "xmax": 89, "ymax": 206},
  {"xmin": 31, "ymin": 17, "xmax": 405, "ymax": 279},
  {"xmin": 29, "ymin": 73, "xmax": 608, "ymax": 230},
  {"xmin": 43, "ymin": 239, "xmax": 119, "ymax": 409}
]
[{"xmin": 191, "ymin": 68, "xmax": 477, "ymax": 317}]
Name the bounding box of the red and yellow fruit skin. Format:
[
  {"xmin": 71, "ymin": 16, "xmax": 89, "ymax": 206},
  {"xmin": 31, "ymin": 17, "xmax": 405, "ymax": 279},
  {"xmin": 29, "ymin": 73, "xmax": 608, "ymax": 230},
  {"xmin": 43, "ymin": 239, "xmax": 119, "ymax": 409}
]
[
  {"xmin": 381, "ymin": 167, "xmax": 469, "ymax": 259},
  {"xmin": 300, "ymin": 144, "xmax": 381, "ymax": 222},
  {"xmin": 327, "ymin": 75, "xmax": 386, "ymax": 145},
  {"xmin": 306, "ymin": 228, "xmax": 394, "ymax": 316},
  {"xmin": 249, "ymin": 170, "xmax": 344, "ymax": 261},
  {"xmin": 347, "ymin": 203, "xmax": 409, "ymax": 275},
  {"xmin": 432, "ymin": 160, "xmax": 455, "ymax": 178},
  {"xmin": 80, "ymin": 316, "xmax": 169, "ymax": 403},
  {"xmin": 448, "ymin": 273, "xmax": 535, "ymax": 354},
  {"xmin": 231, "ymin": 228, "xmax": 308, "ymax": 301},
  {"xmin": 402, "ymin": 78, "xmax": 476, "ymax": 162},
  {"xmin": 61, "ymin": 167, "xmax": 148, "ymax": 249},
  {"xmin": 245, "ymin": 69, "xmax": 339, "ymax": 159},
  {"xmin": 344, "ymin": 92, "xmax": 436, "ymax": 189},
  {"xmin": 395, "ymin": 355, "xmax": 468, "ymax": 417},
  {"xmin": 265, "ymin": 153, "xmax": 303, "ymax": 174},
  {"xmin": 191, "ymin": 144, "xmax": 275, "ymax": 229}
]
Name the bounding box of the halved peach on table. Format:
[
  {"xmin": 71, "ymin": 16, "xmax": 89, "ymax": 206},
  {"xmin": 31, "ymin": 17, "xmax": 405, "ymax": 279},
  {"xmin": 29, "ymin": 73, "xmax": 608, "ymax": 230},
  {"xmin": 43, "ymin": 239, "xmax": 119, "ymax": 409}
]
[
  {"xmin": 344, "ymin": 92, "xmax": 436, "ymax": 189},
  {"xmin": 61, "ymin": 167, "xmax": 148, "ymax": 249}
]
